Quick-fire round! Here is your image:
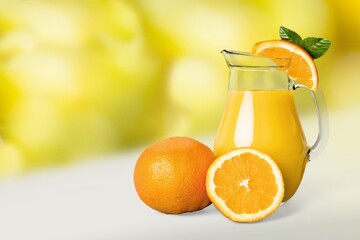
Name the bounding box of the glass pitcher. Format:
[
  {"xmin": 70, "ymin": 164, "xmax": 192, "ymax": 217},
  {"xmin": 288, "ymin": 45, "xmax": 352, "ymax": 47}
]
[{"xmin": 214, "ymin": 50, "xmax": 328, "ymax": 201}]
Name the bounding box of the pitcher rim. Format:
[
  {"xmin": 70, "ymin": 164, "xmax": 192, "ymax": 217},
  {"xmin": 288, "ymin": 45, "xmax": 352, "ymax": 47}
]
[{"xmin": 221, "ymin": 49, "xmax": 290, "ymax": 69}]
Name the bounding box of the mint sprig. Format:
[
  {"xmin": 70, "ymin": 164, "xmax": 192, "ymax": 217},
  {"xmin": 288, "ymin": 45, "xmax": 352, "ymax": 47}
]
[{"xmin": 279, "ymin": 26, "xmax": 331, "ymax": 59}]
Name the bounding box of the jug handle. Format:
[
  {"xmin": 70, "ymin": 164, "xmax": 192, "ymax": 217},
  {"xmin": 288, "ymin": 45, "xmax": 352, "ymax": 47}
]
[{"xmin": 293, "ymin": 83, "xmax": 329, "ymax": 161}]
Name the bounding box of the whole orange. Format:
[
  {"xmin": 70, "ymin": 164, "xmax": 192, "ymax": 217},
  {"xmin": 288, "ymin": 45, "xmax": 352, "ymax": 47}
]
[{"xmin": 133, "ymin": 137, "xmax": 216, "ymax": 214}]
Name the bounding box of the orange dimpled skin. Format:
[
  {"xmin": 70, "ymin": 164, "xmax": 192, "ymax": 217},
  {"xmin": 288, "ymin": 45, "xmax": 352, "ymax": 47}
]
[{"xmin": 133, "ymin": 137, "xmax": 216, "ymax": 214}]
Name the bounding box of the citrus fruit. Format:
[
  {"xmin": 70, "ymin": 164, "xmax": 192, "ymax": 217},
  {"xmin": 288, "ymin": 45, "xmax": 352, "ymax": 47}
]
[
  {"xmin": 133, "ymin": 136, "xmax": 216, "ymax": 214},
  {"xmin": 206, "ymin": 148, "xmax": 284, "ymax": 222},
  {"xmin": 252, "ymin": 39, "xmax": 318, "ymax": 91}
]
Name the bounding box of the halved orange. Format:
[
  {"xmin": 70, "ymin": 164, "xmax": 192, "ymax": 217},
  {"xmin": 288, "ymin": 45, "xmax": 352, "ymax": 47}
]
[
  {"xmin": 252, "ymin": 40, "xmax": 318, "ymax": 91},
  {"xmin": 206, "ymin": 148, "xmax": 284, "ymax": 222}
]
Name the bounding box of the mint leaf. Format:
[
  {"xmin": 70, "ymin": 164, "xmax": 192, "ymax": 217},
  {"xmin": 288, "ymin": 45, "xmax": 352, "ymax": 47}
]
[
  {"xmin": 279, "ymin": 26, "xmax": 302, "ymax": 44},
  {"xmin": 299, "ymin": 37, "xmax": 331, "ymax": 59},
  {"xmin": 279, "ymin": 26, "xmax": 331, "ymax": 59}
]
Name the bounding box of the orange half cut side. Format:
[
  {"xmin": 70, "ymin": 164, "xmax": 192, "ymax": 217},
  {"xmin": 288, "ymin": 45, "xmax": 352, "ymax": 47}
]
[{"xmin": 206, "ymin": 148, "xmax": 284, "ymax": 222}]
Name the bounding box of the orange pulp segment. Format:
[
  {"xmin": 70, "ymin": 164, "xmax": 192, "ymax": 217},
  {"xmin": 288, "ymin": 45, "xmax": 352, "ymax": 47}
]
[
  {"xmin": 252, "ymin": 40, "xmax": 318, "ymax": 91},
  {"xmin": 206, "ymin": 148, "xmax": 284, "ymax": 222}
]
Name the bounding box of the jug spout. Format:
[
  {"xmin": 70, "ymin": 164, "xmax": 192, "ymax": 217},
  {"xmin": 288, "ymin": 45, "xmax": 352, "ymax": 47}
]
[
  {"xmin": 221, "ymin": 49, "xmax": 289, "ymax": 70},
  {"xmin": 221, "ymin": 49, "xmax": 291, "ymax": 91}
]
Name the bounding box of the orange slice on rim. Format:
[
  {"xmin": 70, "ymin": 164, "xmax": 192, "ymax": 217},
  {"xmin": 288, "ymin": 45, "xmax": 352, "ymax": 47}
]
[
  {"xmin": 252, "ymin": 40, "xmax": 318, "ymax": 91},
  {"xmin": 206, "ymin": 148, "xmax": 284, "ymax": 223}
]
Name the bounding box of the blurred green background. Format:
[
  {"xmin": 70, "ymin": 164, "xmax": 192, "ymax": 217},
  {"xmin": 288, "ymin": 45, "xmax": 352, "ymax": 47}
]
[{"xmin": 0, "ymin": 0, "xmax": 359, "ymax": 178}]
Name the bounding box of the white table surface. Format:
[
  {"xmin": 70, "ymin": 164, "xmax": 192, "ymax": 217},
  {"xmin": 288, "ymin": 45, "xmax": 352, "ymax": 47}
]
[{"xmin": 0, "ymin": 108, "xmax": 359, "ymax": 240}]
